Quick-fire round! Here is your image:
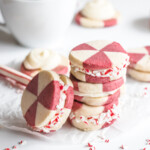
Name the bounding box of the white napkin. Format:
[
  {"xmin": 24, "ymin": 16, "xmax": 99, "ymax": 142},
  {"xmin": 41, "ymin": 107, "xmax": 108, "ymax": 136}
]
[{"xmin": 0, "ymin": 67, "xmax": 150, "ymax": 144}]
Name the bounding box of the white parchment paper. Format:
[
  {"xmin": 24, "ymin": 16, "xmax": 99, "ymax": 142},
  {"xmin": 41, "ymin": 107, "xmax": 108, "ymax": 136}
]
[{"xmin": 0, "ymin": 63, "xmax": 150, "ymax": 144}]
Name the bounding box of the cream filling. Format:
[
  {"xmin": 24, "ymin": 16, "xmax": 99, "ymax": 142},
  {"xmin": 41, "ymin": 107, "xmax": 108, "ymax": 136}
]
[
  {"xmin": 81, "ymin": 0, "xmax": 116, "ymax": 20},
  {"xmin": 30, "ymin": 81, "xmax": 69, "ymax": 133},
  {"xmin": 74, "ymin": 88, "xmax": 119, "ymax": 97},
  {"xmin": 24, "ymin": 49, "xmax": 61, "ymax": 70},
  {"xmin": 70, "ymin": 104, "xmax": 119, "ymax": 126},
  {"xmin": 72, "ymin": 59, "xmax": 129, "ymax": 80}
]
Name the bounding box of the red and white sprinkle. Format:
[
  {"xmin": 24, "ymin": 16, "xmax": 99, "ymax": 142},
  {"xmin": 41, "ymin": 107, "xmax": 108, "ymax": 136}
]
[
  {"xmin": 146, "ymin": 139, "xmax": 150, "ymax": 145},
  {"xmin": 120, "ymin": 145, "xmax": 125, "ymax": 149},
  {"xmin": 4, "ymin": 140, "xmax": 26, "ymax": 150},
  {"xmin": 88, "ymin": 143, "xmax": 96, "ymax": 150},
  {"xmin": 12, "ymin": 146, "xmax": 17, "ymax": 149},
  {"xmin": 105, "ymin": 139, "xmax": 109, "ymax": 143}
]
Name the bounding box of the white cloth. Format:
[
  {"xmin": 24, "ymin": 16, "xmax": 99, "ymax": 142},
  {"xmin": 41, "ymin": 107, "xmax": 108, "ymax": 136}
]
[{"xmin": 0, "ymin": 61, "xmax": 150, "ymax": 144}]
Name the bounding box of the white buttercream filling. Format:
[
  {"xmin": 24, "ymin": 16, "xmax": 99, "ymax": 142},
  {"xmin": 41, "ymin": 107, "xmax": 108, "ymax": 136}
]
[
  {"xmin": 81, "ymin": 0, "xmax": 116, "ymax": 20},
  {"xmin": 72, "ymin": 59, "xmax": 129, "ymax": 80},
  {"xmin": 24, "ymin": 49, "xmax": 61, "ymax": 70},
  {"xmin": 70, "ymin": 104, "xmax": 119, "ymax": 126},
  {"xmin": 30, "ymin": 81, "xmax": 69, "ymax": 133}
]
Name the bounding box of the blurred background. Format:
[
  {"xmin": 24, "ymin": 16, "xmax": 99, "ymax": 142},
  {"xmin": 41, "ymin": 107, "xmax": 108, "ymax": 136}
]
[{"xmin": 0, "ymin": 0, "xmax": 149, "ymax": 63}]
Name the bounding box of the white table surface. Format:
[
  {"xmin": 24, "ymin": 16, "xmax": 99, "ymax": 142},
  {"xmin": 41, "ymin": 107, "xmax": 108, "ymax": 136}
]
[{"xmin": 0, "ymin": 0, "xmax": 150, "ymax": 149}]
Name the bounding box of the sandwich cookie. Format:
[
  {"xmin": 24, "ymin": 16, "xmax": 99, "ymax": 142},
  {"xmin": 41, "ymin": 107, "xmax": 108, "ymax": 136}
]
[
  {"xmin": 69, "ymin": 40, "xmax": 129, "ymax": 84},
  {"xmin": 75, "ymin": 0, "xmax": 120, "ymax": 28},
  {"xmin": 74, "ymin": 90, "xmax": 120, "ymax": 106},
  {"xmin": 21, "ymin": 49, "xmax": 70, "ymax": 77},
  {"xmin": 128, "ymin": 46, "xmax": 150, "ymax": 72},
  {"xmin": 128, "ymin": 68, "xmax": 150, "ymax": 82},
  {"xmin": 71, "ymin": 75, "xmax": 124, "ymax": 95},
  {"xmin": 21, "ymin": 71, "xmax": 74, "ymax": 133},
  {"xmin": 69, "ymin": 100, "xmax": 119, "ymax": 131},
  {"xmin": 128, "ymin": 46, "xmax": 150, "ymax": 81}
]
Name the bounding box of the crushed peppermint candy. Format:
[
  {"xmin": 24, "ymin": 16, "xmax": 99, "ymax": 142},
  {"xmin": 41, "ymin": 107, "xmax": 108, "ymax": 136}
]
[
  {"xmin": 146, "ymin": 139, "xmax": 150, "ymax": 145},
  {"xmin": 69, "ymin": 104, "xmax": 120, "ymax": 126},
  {"xmin": 105, "ymin": 139, "xmax": 109, "ymax": 143},
  {"xmin": 120, "ymin": 145, "xmax": 126, "ymax": 149},
  {"xmin": 12, "ymin": 146, "xmax": 17, "ymax": 149},
  {"xmin": 71, "ymin": 59, "xmax": 129, "ymax": 80},
  {"xmin": 88, "ymin": 143, "xmax": 96, "ymax": 150},
  {"xmin": 143, "ymin": 87, "xmax": 148, "ymax": 97},
  {"xmin": 3, "ymin": 140, "xmax": 27, "ymax": 150}
]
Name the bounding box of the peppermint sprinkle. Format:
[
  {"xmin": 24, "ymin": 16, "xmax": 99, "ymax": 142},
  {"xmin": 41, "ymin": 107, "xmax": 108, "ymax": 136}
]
[
  {"xmin": 18, "ymin": 140, "xmax": 23, "ymax": 145},
  {"xmin": 146, "ymin": 139, "xmax": 150, "ymax": 145},
  {"xmin": 4, "ymin": 140, "xmax": 26, "ymax": 150},
  {"xmin": 143, "ymin": 87, "xmax": 148, "ymax": 97},
  {"xmin": 18, "ymin": 140, "xmax": 27, "ymax": 146},
  {"xmin": 120, "ymin": 145, "xmax": 125, "ymax": 149},
  {"xmin": 105, "ymin": 139, "xmax": 109, "ymax": 143},
  {"xmin": 12, "ymin": 146, "xmax": 17, "ymax": 149},
  {"xmin": 88, "ymin": 143, "xmax": 96, "ymax": 150}
]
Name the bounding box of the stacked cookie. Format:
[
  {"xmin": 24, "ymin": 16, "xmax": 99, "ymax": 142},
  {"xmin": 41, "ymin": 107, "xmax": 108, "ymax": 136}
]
[
  {"xmin": 128, "ymin": 46, "xmax": 150, "ymax": 82},
  {"xmin": 69, "ymin": 40, "xmax": 129, "ymax": 131}
]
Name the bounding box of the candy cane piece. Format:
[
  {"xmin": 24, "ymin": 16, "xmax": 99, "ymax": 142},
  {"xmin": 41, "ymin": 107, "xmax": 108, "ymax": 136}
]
[{"xmin": 0, "ymin": 65, "xmax": 31, "ymax": 86}]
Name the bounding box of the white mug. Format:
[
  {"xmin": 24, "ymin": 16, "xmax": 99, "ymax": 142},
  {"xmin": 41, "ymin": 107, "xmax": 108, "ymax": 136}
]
[{"xmin": 0, "ymin": 0, "xmax": 77, "ymax": 48}]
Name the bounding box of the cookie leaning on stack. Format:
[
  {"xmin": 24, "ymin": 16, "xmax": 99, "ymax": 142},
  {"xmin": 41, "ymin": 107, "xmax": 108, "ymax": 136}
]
[
  {"xmin": 21, "ymin": 71, "xmax": 74, "ymax": 133},
  {"xmin": 128, "ymin": 46, "xmax": 150, "ymax": 82},
  {"xmin": 69, "ymin": 40, "xmax": 129, "ymax": 131}
]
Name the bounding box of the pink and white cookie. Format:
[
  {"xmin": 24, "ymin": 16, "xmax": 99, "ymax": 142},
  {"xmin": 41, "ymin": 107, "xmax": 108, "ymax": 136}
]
[
  {"xmin": 71, "ymin": 75, "xmax": 124, "ymax": 96},
  {"xmin": 128, "ymin": 68, "xmax": 150, "ymax": 82},
  {"xmin": 74, "ymin": 90, "xmax": 120, "ymax": 106},
  {"xmin": 75, "ymin": 0, "xmax": 120, "ymax": 28},
  {"xmin": 127, "ymin": 46, "xmax": 150, "ymax": 82},
  {"xmin": 21, "ymin": 49, "xmax": 70, "ymax": 77},
  {"xmin": 128, "ymin": 46, "xmax": 150, "ymax": 72},
  {"xmin": 21, "ymin": 71, "xmax": 74, "ymax": 133},
  {"xmin": 69, "ymin": 99, "xmax": 119, "ymax": 131},
  {"xmin": 69, "ymin": 40, "xmax": 129, "ymax": 84}
]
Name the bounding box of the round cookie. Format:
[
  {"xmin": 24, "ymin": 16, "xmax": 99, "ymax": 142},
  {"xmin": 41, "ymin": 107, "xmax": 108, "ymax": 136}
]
[
  {"xmin": 128, "ymin": 46, "xmax": 150, "ymax": 72},
  {"xmin": 69, "ymin": 99, "xmax": 119, "ymax": 131},
  {"xmin": 21, "ymin": 71, "xmax": 74, "ymax": 133},
  {"xmin": 75, "ymin": 0, "xmax": 120, "ymax": 28},
  {"xmin": 71, "ymin": 75, "xmax": 124, "ymax": 95},
  {"xmin": 69, "ymin": 40, "xmax": 129, "ymax": 84},
  {"xmin": 21, "ymin": 49, "xmax": 70, "ymax": 77},
  {"xmin": 128, "ymin": 68, "xmax": 150, "ymax": 82},
  {"xmin": 74, "ymin": 90, "xmax": 120, "ymax": 106},
  {"xmin": 75, "ymin": 12, "xmax": 120, "ymax": 28}
]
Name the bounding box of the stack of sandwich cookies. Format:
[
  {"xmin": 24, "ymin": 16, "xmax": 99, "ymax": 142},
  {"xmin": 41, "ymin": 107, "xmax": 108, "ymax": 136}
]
[
  {"xmin": 69, "ymin": 40, "xmax": 129, "ymax": 131},
  {"xmin": 128, "ymin": 46, "xmax": 150, "ymax": 82},
  {"xmin": 75, "ymin": 0, "xmax": 120, "ymax": 28},
  {"xmin": 21, "ymin": 71, "xmax": 74, "ymax": 133}
]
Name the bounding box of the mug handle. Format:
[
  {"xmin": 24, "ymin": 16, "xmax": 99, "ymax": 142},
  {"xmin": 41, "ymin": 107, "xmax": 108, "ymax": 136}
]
[{"xmin": 0, "ymin": 21, "xmax": 9, "ymax": 33}]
